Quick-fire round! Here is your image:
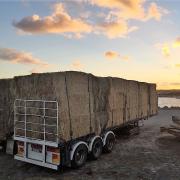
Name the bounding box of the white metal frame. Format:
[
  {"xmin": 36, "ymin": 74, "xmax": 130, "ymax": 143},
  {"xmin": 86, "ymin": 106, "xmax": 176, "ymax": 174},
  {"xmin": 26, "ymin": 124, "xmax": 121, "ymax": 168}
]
[{"xmin": 14, "ymin": 99, "xmax": 59, "ymax": 170}]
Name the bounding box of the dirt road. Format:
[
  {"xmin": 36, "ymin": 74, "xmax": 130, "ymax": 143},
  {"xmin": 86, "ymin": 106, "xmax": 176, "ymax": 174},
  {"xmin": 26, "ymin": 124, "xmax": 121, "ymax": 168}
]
[{"xmin": 1, "ymin": 109, "xmax": 180, "ymax": 180}]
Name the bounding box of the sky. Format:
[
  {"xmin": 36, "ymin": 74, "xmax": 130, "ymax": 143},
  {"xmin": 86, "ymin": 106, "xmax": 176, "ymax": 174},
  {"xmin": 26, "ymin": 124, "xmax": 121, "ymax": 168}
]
[{"xmin": 0, "ymin": 0, "xmax": 180, "ymax": 89}]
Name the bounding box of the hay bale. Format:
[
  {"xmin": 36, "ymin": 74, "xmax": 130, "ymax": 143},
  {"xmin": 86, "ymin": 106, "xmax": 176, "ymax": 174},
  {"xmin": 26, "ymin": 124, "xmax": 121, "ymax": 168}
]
[
  {"xmin": 108, "ymin": 77, "xmax": 127, "ymax": 127},
  {"xmin": 149, "ymin": 84, "xmax": 158, "ymax": 115},
  {"xmin": 128, "ymin": 80, "xmax": 139, "ymax": 121},
  {"xmin": 64, "ymin": 72, "xmax": 91, "ymax": 139},
  {"xmin": 138, "ymin": 82, "xmax": 149, "ymax": 119},
  {"xmin": 0, "ymin": 78, "xmax": 14, "ymax": 140}
]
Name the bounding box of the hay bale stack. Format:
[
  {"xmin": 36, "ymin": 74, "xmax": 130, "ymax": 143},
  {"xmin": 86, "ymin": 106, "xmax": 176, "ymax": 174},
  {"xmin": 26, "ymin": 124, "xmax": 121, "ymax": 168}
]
[{"xmin": 0, "ymin": 71, "xmax": 158, "ymax": 141}]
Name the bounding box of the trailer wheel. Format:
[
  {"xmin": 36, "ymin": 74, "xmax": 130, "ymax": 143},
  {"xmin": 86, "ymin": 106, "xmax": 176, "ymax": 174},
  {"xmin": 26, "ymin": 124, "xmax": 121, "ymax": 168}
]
[
  {"xmin": 90, "ymin": 138, "xmax": 103, "ymax": 160},
  {"xmin": 71, "ymin": 144, "xmax": 88, "ymax": 168},
  {"xmin": 0, "ymin": 141, "xmax": 6, "ymax": 152},
  {"xmin": 103, "ymin": 133, "xmax": 115, "ymax": 153}
]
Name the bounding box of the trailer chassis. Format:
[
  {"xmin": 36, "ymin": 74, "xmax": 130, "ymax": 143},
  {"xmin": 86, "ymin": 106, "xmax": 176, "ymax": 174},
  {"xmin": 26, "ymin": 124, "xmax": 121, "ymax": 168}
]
[{"xmin": 13, "ymin": 99, "xmax": 145, "ymax": 170}]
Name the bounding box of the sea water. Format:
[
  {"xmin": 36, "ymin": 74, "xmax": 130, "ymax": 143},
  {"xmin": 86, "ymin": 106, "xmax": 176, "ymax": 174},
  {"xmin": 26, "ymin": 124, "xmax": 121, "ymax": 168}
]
[{"xmin": 158, "ymin": 97, "xmax": 180, "ymax": 108}]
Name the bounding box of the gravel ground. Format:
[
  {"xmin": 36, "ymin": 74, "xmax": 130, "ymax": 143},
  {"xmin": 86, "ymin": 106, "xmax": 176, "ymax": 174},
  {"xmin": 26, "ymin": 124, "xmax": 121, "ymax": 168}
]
[{"xmin": 1, "ymin": 109, "xmax": 180, "ymax": 180}]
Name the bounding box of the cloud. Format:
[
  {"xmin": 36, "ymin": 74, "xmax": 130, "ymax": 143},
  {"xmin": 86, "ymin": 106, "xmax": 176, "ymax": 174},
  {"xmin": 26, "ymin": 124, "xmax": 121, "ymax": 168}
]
[
  {"xmin": 0, "ymin": 47, "xmax": 51, "ymax": 73},
  {"xmin": 158, "ymin": 82, "xmax": 180, "ymax": 89},
  {"xmin": 105, "ymin": 51, "xmax": 119, "ymax": 59},
  {"xmin": 156, "ymin": 36, "xmax": 180, "ymax": 58},
  {"xmin": 96, "ymin": 20, "xmax": 138, "ymax": 39},
  {"xmin": 146, "ymin": 3, "xmax": 163, "ymax": 21},
  {"xmin": 91, "ymin": 0, "xmax": 145, "ymax": 14},
  {"xmin": 173, "ymin": 37, "xmax": 180, "ymax": 48},
  {"xmin": 70, "ymin": 60, "xmax": 84, "ymax": 70},
  {"xmin": 105, "ymin": 50, "xmax": 130, "ymax": 60},
  {"xmin": 161, "ymin": 43, "xmax": 170, "ymax": 58},
  {"xmin": 121, "ymin": 55, "xmax": 130, "ymax": 61},
  {"xmin": 13, "ymin": 3, "xmax": 92, "ymax": 37},
  {"xmin": 155, "ymin": 43, "xmax": 171, "ymax": 58},
  {"xmin": 91, "ymin": 0, "xmax": 166, "ymax": 21},
  {"xmin": 91, "ymin": 0, "xmax": 166, "ymax": 38},
  {"xmin": 169, "ymin": 82, "xmax": 180, "ymax": 86},
  {"xmin": 175, "ymin": 64, "xmax": 180, "ymax": 68},
  {"xmin": 13, "ymin": 1, "xmax": 167, "ymax": 39}
]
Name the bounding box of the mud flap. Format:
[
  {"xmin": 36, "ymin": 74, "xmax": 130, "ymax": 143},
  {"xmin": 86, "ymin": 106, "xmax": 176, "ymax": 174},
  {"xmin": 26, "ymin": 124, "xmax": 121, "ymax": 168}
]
[{"xmin": 6, "ymin": 139, "xmax": 14, "ymax": 155}]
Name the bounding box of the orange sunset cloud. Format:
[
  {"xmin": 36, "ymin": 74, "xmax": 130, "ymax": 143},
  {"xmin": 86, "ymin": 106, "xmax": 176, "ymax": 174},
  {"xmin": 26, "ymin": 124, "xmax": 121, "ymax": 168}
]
[{"xmin": 13, "ymin": 3, "xmax": 92, "ymax": 37}]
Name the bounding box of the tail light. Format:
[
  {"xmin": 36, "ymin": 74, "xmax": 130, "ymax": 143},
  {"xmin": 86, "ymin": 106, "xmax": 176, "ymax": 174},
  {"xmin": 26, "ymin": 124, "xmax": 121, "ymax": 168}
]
[
  {"xmin": 46, "ymin": 146, "xmax": 60, "ymax": 165},
  {"xmin": 17, "ymin": 141, "xmax": 24, "ymax": 157}
]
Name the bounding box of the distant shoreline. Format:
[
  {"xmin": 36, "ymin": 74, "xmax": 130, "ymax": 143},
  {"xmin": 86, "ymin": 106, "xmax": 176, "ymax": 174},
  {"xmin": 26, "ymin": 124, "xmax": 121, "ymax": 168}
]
[
  {"xmin": 158, "ymin": 96, "xmax": 180, "ymax": 99},
  {"xmin": 158, "ymin": 95, "xmax": 180, "ymax": 98},
  {"xmin": 158, "ymin": 90, "xmax": 180, "ymax": 98}
]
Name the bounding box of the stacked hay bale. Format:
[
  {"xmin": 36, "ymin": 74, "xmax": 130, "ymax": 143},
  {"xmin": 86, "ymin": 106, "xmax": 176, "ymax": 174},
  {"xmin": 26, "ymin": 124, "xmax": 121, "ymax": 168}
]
[
  {"xmin": 107, "ymin": 77, "xmax": 127, "ymax": 127},
  {"xmin": 138, "ymin": 82, "xmax": 149, "ymax": 119},
  {"xmin": 0, "ymin": 71, "xmax": 158, "ymax": 142},
  {"xmin": 148, "ymin": 84, "xmax": 158, "ymax": 115},
  {"xmin": 128, "ymin": 80, "xmax": 139, "ymax": 121},
  {"xmin": 0, "ymin": 79, "xmax": 14, "ymax": 141}
]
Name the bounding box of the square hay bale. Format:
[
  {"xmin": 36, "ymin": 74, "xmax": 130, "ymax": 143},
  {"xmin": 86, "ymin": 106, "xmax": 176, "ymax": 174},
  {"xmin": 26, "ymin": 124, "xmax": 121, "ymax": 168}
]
[{"xmin": 0, "ymin": 79, "xmax": 14, "ymax": 140}]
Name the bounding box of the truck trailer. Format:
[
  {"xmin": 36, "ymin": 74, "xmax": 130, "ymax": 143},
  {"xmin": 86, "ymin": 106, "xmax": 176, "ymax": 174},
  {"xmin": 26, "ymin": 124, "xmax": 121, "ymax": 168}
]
[{"xmin": 0, "ymin": 71, "xmax": 158, "ymax": 170}]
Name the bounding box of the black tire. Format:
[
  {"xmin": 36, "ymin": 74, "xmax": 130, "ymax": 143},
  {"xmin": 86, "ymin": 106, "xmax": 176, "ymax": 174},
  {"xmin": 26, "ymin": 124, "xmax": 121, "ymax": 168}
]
[
  {"xmin": 103, "ymin": 133, "xmax": 115, "ymax": 153},
  {"xmin": 71, "ymin": 144, "xmax": 88, "ymax": 169},
  {"xmin": 0, "ymin": 141, "xmax": 6, "ymax": 153},
  {"xmin": 90, "ymin": 138, "xmax": 103, "ymax": 160}
]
